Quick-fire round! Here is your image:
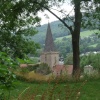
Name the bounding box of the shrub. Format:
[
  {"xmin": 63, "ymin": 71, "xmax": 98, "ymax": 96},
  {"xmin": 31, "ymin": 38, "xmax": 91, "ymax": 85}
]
[
  {"xmin": 19, "ymin": 68, "xmax": 29, "ymax": 74},
  {"xmin": 0, "ymin": 52, "xmax": 17, "ymax": 99},
  {"xmin": 64, "ymin": 53, "xmax": 73, "ymax": 65},
  {"xmin": 35, "ymin": 63, "xmax": 51, "ymax": 75},
  {"xmin": 27, "ymin": 64, "xmax": 40, "ymax": 71}
]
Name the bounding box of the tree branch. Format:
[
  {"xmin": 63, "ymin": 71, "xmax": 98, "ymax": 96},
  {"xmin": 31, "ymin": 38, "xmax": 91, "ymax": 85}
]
[
  {"xmin": 33, "ymin": 1, "xmax": 73, "ymax": 33},
  {"xmin": 50, "ymin": 7, "xmax": 74, "ymax": 23}
]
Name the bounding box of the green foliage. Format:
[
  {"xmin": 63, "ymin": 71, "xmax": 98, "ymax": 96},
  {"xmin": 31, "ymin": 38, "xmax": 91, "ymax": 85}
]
[
  {"xmin": 35, "ymin": 63, "xmax": 51, "ymax": 75},
  {"xmin": 19, "ymin": 68, "xmax": 29, "ymax": 75},
  {"xmin": 27, "ymin": 64, "xmax": 40, "ymax": 71},
  {"xmin": 0, "ymin": 52, "xmax": 17, "ymax": 99},
  {"xmin": 65, "ymin": 53, "xmax": 73, "ymax": 65},
  {"xmin": 0, "ymin": 0, "xmax": 41, "ymax": 59},
  {"xmin": 55, "ymin": 31, "xmax": 100, "ymax": 56},
  {"xmin": 81, "ymin": 0, "xmax": 100, "ymax": 31},
  {"xmin": 17, "ymin": 57, "xmax": 37, "ymax": 64},
  {"xmin": 80, "ymin": 53, "xmax": 100, "ymax": 70}
]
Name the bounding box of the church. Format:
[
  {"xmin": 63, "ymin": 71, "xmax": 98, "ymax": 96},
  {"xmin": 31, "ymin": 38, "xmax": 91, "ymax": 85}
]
[
  {"xmin": 40, "ymin": 23, "xmax": 59, "ymax": 70},
  {"xmin": 40, "ymin": 23, "xmax": 73, "ymax": 76}
]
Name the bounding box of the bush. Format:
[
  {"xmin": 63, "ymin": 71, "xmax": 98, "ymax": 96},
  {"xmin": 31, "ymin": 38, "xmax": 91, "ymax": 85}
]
[
  {"xmin": 0, "ymin": 52, "xmax": 17, "ymax": 99},
  {"xmin": 64, "ymin": 53, "xmax": 73, "ymax": 65},
  {"xmin": 27, "ymin": 64, "xmax": 40, "ymax": 71},
  {"xmin": 19, "ymin": 68, "xmax": 29, "ymax": 74},
  {"xmin": 35, "ymin": 63, "xmax": 51, "ymax": 75}
]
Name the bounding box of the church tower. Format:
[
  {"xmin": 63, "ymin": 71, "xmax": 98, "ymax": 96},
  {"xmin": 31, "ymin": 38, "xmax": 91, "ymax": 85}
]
[{"xmin": 40, "ymin": 23, "xmax": 59, "ymax": 70}]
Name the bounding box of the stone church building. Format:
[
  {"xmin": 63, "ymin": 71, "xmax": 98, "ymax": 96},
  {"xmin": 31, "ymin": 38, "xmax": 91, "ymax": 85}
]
[
  {"xmin": 40, "ymin": 23, "xmax": 73, "ymax": 76},
  {"xmin": 40, "ymin": 23, "xmax": 59, "ymax": 70}
]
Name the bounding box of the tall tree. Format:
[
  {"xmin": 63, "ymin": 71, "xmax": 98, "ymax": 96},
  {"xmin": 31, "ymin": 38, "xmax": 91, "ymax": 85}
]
[{"xmin": 72, "ymin": 0, "xmax": 82, "ymax": 75}]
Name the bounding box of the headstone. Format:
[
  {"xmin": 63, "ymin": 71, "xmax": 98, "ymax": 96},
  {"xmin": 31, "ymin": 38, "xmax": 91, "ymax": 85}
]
[{"xmin": 84, "ymin": 65, "xmax": 93, "ymax": 75}]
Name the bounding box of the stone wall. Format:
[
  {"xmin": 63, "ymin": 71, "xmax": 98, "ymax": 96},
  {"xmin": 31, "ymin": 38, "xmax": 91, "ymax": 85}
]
[{"xmin": 40, "ymin": 51, "xmax": 59, "ymax": 69}]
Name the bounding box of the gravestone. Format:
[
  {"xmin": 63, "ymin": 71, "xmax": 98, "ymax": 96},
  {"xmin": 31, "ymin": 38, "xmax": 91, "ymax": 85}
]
[{"xmin": 84, "ymin": 65, "xmax": 93, "ymax": 75}]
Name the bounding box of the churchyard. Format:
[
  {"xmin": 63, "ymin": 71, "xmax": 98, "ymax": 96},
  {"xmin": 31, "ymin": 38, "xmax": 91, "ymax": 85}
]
[{"xmin": 1, "ymin": 58, "xmax": 99, "ymax": 100}]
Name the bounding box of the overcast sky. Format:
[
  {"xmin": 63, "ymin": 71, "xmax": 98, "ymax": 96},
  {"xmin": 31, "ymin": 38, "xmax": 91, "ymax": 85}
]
[{"xmin": 38, "ymin": 1, "xmax": 74, "ymax": 25}]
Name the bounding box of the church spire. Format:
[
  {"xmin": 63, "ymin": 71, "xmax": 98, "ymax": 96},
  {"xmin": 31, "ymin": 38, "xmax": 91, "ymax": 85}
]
[{"xmin": 44, "ymin": 23, "xmax": 55, "ymax": 52}]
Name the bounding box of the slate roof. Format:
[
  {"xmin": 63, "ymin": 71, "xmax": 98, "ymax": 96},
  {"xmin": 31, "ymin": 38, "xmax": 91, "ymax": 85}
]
[{"xmin": 44, "ymin": 23, "xmax": 56, "ymax": 52}]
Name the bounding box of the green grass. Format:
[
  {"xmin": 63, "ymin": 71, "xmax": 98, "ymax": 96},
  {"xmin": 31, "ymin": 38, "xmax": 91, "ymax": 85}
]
[
  {"xmin": 55, "ymin": 35, "xmax": 71, "ymax": 42},
  {"xmin": 3, "ymin": 79, "xmax": 100, "ymax": 100},
  {"xmin": 80, "ymin": 30, "xmax": 99, "ymax": 38},
  {"xmin": 89, "ymin": 44, "xmax": 97, "ymax": 48},
  {"xmin": 55, "ymin": 30, "xmax": 99, "ymax": 42}
]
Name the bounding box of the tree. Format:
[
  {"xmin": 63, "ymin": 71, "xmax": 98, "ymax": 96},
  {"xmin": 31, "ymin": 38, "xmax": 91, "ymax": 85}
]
[
  {"xmin": 65, "ymin": 53, "xmax": 73, "ymax": 65},
  {"xmin": 80, "ymin": 53, "xmax": 100, "ymax": 72},
  {"xmin": 0, "ymin": 1, "xmax": 45, "ymax": 98},
  {"xmin": 82, "ymin": 0, "xmax": 100, "ymax": 30},
  {"xmin": 0, "ymin": 0, "xmax": 42, "ymax": 58}
]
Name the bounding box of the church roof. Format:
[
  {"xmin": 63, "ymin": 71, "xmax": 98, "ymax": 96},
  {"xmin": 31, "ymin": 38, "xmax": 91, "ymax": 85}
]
[{"xmin": 44, "ymin": 23, "xmax": 56, "ymax": 52}]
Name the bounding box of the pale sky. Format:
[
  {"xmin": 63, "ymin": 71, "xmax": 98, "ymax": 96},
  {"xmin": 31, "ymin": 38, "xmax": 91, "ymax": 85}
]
[{"xmin": 38, "ymin": 1, "xmax": 74, "ymax": 25}]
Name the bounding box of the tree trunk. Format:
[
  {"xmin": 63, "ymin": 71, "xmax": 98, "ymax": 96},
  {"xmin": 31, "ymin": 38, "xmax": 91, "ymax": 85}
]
[
  {"xmin": 72, "ymin": 0, "xmax": 82, "ymax": 76},
  {"xmin": 72, "ymin": 32, "xmax": 80, "ymax": 76}
]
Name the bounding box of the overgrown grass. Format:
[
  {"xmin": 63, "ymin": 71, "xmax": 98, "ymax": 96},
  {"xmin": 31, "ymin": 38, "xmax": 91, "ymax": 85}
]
[
  {"xmin": 2, "ymin": 67, "xmax": 100, "ymax": 100},
  {"xmin": 2, "ymin": 78, "xmax": 100, "ymax": 100}
]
